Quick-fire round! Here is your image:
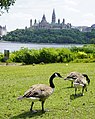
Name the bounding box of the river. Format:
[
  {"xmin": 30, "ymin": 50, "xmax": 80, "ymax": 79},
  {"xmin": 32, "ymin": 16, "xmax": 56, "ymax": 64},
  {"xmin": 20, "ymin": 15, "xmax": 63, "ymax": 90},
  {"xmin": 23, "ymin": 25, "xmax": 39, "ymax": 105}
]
[{"xmin": 0, "ymin": 41, "xmax": 83, "ymax": 53}]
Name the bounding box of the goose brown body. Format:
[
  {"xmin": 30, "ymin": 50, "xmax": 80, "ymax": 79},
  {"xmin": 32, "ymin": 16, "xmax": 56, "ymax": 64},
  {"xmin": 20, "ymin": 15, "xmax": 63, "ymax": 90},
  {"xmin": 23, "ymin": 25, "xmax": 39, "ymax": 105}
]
[
  {"xmin": 18, "ymin": 72, "xmax": 62, "ymax": 112},
  {"xmin": 23, "ymin": 84, "xmax": 54, "ymax": 101}
]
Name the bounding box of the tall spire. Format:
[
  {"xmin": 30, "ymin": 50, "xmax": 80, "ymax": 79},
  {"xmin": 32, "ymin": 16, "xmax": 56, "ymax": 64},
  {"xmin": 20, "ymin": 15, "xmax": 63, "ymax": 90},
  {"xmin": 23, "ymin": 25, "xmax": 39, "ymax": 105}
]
[
  {"xmin": 42, "ymin": 14, "xmax": 46, "ymax": 21},
  {"xmin": 30, "ymin": 19, "xmax": 32, "ymax": 27},
  {"xmin": 41, "ymin": 14, "xmax": 47, "ymax": 23},
  {"xmin": 52, "ymin": 9, "xmax": 56, "ymax": 23}
]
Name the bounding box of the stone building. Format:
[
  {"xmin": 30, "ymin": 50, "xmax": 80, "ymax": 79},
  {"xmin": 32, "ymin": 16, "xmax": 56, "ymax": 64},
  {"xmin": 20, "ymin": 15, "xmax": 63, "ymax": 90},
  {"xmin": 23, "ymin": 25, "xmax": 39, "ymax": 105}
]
[
  {"xmin": 74, "ymin": 24, "xmax": 95, "ymax": 32},
  {"xmin": 0, "ymin": 25, "xmax": 7, "ymax": 36},
  {"xmin": 30, "ymin": 9, "xmax": 71, "ymax": 30}
]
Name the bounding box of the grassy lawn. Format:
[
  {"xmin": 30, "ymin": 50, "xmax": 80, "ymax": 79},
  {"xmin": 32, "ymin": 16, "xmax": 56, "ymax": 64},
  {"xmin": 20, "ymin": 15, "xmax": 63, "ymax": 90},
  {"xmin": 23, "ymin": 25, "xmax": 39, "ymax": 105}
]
[{"xmin": 0, "ymin": 63, "xmax": 95, "ymax": 119}]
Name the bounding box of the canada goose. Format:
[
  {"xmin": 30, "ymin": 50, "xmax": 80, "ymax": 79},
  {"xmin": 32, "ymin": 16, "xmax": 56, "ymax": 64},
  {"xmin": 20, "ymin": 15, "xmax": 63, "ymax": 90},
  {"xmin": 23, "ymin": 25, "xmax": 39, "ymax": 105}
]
[
  {"xmin": 64, "ymin": 72, "xmax": 90, "ymax": 95},
  {"xmin": 64, "ymin": 72, "xmax": 81, "ymax": 87},
  {"xmin": 74, "ymin": 73, "xmax": 90, "ymax": 95},
  {"xmin": 18, "ymin": 72, "xmax": 63, "ymax": 112}
]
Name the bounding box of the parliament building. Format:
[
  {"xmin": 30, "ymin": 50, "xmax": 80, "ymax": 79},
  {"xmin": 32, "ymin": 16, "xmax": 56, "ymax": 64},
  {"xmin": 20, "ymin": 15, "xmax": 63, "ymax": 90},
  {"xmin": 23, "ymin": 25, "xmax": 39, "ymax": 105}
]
[{"xmin": 30, "ymin": 9, "xmax": 72, "ymax": 30}]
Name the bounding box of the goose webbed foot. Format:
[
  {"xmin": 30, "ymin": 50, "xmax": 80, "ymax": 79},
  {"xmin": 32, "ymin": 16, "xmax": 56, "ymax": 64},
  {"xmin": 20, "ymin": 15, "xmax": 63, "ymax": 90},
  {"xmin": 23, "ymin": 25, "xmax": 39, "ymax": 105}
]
[
  {"xmin": 30, "ymin": 110, "xmax": 38, "ymax": 113},
  {"xmin": 44, "ymin": 109, "xmax": 49, "ymax": 112}
]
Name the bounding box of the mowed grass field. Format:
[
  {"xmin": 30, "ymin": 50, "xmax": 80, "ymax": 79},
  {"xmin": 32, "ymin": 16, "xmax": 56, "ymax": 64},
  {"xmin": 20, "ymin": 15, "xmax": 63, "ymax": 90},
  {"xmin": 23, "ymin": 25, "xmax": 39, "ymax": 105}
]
[{"xmin": 0, "ymin": 63, "xmax": 95, "ymax": 119}]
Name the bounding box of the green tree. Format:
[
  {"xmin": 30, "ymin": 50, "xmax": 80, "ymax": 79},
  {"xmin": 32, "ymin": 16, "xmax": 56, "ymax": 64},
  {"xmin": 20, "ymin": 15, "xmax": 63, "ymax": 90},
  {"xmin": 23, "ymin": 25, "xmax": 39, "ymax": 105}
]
[
  {"xmin": 90, "ymin": 38, "xmax": 95, "ymax": 44},
  {"xmin": 0, "ymin": 0, "xmax": 16, "ymax": 14},
  {"xmin": 3, "ymin": 28, "xmax": 88, "ymax": 44}
]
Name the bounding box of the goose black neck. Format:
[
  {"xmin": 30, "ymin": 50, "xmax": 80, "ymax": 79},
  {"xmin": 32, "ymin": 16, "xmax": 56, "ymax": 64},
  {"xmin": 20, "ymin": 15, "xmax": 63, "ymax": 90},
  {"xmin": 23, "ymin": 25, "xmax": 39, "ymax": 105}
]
[{"xmin": 49, "ymin": 74, "xmax": 55, "ymax": 88}]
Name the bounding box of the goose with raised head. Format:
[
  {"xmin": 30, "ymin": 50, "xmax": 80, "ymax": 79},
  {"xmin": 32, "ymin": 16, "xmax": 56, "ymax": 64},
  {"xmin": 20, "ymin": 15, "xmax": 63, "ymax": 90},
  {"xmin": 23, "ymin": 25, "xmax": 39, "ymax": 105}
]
[{"xmin": 18, "ymin": 72, "xmax": 63, "ymax": 112}]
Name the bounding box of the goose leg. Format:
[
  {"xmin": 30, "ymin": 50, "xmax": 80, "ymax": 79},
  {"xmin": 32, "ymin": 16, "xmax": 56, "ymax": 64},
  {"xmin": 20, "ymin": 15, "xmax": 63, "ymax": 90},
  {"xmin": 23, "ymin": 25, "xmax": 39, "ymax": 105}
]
[
  {"xmin": 85, "ymin": 87, "xmax": 87, "ymax": 92},
  {"xmin": 42, "ymin": 101, "xmax": 45, "ymax": 112},
  {"xmin": 82, "ymin": 87, "xmax": 84, "ymax": 96},
  {"xmin": 71, "ymin": 81, "xmax": 73, "ymax": 87},
  {"xmin": 30, "ymin": 102, "xmax": 34, "ymax": 111},
  {"xmin": 75, "ymin": 87, "xmax": 77, "ymax": 96}
]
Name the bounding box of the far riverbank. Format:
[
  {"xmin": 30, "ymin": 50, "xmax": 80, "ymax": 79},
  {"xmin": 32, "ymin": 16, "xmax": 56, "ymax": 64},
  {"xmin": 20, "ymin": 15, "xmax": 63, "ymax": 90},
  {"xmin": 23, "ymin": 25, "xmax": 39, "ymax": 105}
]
[{"xmin": 0, "ymin": 41, "xmax": 84, "ymax": 53}]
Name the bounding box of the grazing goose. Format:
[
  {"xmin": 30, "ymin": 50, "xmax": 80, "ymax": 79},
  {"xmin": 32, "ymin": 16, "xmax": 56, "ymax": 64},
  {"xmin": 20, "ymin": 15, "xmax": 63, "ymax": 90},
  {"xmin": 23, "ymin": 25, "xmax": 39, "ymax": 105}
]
[
  {"xmin": 18, "ymin": 72, "xmax": 63, "ymax": 112},
  {"xmin": 64, "ymin": 72, "xmax": 81, "ymax": 87},
  {"xmin": 64, "ymin": 72, "xmax": 90, "ymax": 95},
  {"xmin": 74, "ymin": 73, "xmax": 90, "ymax": 95}
]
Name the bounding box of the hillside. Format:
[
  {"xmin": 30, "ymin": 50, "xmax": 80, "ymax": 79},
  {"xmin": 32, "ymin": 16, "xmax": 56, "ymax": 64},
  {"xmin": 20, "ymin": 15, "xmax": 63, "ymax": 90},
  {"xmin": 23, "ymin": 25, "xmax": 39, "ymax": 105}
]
[{"xmin": 2, "ymin": 28, "xmax": 95, "ymax": 44}]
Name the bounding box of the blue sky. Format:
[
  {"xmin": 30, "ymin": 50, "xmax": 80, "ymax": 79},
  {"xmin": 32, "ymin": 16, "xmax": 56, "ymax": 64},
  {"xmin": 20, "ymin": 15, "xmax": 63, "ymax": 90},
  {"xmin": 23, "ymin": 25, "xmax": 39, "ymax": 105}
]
[{"xmin": 0, "ymin": 0, "xmax": 95, "ymax": 31}]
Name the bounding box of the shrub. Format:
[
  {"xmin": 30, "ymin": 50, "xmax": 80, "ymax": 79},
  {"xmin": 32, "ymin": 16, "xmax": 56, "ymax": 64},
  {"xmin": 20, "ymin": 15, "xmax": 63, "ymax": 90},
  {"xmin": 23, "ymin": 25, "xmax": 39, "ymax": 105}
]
[
  {"xmin": 76, "ymin": 51, "xmax": 88, "ymax": 59},
  {"xmin": 7, "ymin": 45, "xmax": 95, "ymax": 64},
  {"xmin": 39, "ymin": 48, "xmax": 58, "ymax": 63},
  {"xmin": 56, "ymin": 48, "xmax": 73, "ymax": 63},
  {"xmin": 72, "ymin": 58, "xmax": 91, "ymax": 63},
  {"xmin": 22, "ymin": 49, "xmax": 40, "ymax": 64},
  {"xmin": 0, "ymin": 53, "xmax": 4, "ymax": 62}
]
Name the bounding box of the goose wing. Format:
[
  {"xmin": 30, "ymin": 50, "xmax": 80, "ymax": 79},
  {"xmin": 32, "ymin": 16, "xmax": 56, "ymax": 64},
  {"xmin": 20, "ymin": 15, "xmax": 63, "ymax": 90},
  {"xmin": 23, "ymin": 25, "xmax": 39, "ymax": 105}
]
[
  {"xmin": 74, "ymin": 76, "xmax": 87, "ymax": 86},
  {"xmin": 24, "ymin": 84, "xmax": 53, "ymax": 98}
]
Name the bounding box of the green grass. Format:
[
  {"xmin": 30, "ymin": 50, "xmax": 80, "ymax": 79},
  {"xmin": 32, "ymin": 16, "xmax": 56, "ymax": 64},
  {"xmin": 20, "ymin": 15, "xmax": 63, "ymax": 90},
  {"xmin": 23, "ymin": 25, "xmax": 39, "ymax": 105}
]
[{"xmin": 0, "ymin": 63, "xmax": 95, "ymax": 119}]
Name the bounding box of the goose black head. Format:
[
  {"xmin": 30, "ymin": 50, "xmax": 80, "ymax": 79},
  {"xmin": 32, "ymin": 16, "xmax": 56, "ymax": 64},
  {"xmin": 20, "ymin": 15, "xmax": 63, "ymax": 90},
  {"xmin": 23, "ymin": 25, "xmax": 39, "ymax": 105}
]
[
  {"xmin": 54, "ymin": 72, "xmax": 63, "ymax": 78},
  {"xmin": 49, "ymin": 72, "xmax": 63, "ymax": 88}
]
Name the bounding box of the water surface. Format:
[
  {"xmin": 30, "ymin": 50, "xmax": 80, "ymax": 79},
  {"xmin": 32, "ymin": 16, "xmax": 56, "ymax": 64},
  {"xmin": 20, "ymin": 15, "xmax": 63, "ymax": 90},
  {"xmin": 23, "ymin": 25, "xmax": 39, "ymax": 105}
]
[{"xmin": 0, "ymin": 42, "xmax": 83, "ymax": 53}]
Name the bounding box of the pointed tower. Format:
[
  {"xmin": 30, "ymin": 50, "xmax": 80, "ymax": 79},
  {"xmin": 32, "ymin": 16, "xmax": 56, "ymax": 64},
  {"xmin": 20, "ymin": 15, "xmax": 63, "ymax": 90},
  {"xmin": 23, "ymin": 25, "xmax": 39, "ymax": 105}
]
[
  {"xmin": 30, "ymin": 19, "xmax": 32, "ymax": 27},
  {"xmin": 42, "ymin": 14, "xmax": 46, "ymax": 22},
  {"xmin": 52, "ymin": 9, "xmax": 56, "ymax": 23},
  {"xmin": 62, "ymin": 18, "xmax": 65, "ymax": 25}
]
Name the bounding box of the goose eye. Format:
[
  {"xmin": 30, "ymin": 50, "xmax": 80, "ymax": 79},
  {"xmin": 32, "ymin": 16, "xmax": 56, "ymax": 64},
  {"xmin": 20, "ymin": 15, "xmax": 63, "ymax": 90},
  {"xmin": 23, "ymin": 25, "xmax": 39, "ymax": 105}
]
[
  {"xmin": 55, "ymin": 73, "xmax": 58, "ymax": 77},
  {"xmin": 56, "ymin": 73, "xmax": 62, "ymax": 78}
]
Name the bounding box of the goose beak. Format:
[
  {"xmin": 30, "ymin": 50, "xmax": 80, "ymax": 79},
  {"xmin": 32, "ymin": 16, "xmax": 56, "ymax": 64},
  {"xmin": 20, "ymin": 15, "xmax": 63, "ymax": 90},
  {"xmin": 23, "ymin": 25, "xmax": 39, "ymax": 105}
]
[
  {"xmin": 88, "ymin": 80, "xmax": 90, "ymax": 85},
  {"xmin": 59, "ymin": 75, "xmax": 63, "ymax": 78},
  {"xmin": 55, "ymin": 73, "xmax": 63, "ymax": 78},
  {"xmin": 64, "ymin": 77, "xmax": 69, "ymax": 80},
  {"xmin": 64, "ymin": 77, "xmax": 67, "ymax": 80}
]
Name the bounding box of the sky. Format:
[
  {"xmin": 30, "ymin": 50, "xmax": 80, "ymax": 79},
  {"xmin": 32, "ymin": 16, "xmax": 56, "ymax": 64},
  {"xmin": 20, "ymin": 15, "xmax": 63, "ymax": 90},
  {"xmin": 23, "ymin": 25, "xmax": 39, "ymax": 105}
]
[{"xmin": 0, "ymin": 0, "xmax": 95, "ymax": 32}]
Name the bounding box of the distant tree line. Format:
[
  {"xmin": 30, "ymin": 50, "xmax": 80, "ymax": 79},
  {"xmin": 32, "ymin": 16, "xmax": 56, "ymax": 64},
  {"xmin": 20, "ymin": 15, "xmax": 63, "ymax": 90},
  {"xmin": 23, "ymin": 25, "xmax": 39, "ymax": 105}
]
[{"xmin": 2, "ymin": 28, "xmax": 95, "ymax": 44}]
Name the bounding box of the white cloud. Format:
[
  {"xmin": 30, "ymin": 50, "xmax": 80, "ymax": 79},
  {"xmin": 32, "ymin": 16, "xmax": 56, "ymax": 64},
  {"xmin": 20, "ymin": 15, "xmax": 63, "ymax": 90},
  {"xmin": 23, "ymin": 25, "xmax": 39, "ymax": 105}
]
[
  {"xmin": 81, "ymin": 13, "xmax": 95, "ymax": 26},
  {"xmin": 83, "ymin": 13, "xmax": 95, "ymax": 18},
  {"xmin": 0, "ymin": 0, "xmax": 95, "ymax": 31},
  {"xmin": 63, "ymin": 0, "xmax": 80, "ymax": 14},
  {"xmin": 64, "ymin": 5, "xmax": 80, "ymax": 13},
  {"xmin": 64, "ymin": 0, "xmax": 79, "ymax": 6}
]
